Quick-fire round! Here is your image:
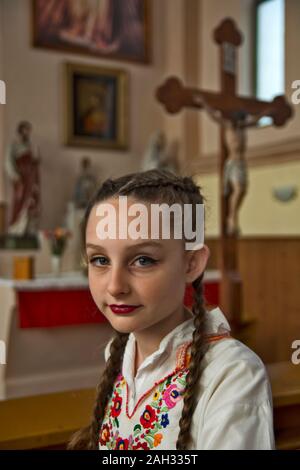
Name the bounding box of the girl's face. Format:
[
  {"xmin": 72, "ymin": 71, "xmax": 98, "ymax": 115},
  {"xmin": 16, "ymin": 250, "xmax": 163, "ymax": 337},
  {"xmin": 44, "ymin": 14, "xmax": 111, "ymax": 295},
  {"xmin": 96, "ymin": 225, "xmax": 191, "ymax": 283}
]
[{"xmin": 85, "ymin": 196, "xmax": 208, "ymax": 334}]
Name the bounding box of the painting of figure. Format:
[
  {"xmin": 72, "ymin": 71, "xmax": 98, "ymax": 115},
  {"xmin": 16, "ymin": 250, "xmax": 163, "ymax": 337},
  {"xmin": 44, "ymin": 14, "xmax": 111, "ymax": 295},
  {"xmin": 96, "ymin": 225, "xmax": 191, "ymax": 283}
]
[
  {"xmin": 32, "ymin": 0, "xmax": 150, "ymax": 63},
  {"xmin": 65, "ymin": 63, "xmax": 129, "ymax": 150}
]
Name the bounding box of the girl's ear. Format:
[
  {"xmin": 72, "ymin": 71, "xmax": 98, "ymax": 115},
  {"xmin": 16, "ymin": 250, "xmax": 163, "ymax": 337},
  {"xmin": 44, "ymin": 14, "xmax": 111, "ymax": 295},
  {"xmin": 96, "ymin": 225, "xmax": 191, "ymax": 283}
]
[{"xmin": 184, "ymin": 244, "xmax": 210, "ymax": 284}]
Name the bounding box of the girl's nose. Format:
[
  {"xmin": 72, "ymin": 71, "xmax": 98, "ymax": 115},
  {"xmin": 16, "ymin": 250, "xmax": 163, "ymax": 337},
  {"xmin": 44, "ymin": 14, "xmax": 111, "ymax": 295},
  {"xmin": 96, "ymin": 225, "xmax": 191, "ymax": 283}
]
[{"xmin": 107, "ymin": 265, "xmax": 130, "ymax": 296}]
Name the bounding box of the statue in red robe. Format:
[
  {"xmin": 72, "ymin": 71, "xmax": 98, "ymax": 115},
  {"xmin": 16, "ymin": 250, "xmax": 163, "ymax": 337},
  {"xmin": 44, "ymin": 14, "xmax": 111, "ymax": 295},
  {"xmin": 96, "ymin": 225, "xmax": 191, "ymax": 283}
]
[{"xmin": 5, "ymin": 121, "xmax": 41, "ymax": 236}]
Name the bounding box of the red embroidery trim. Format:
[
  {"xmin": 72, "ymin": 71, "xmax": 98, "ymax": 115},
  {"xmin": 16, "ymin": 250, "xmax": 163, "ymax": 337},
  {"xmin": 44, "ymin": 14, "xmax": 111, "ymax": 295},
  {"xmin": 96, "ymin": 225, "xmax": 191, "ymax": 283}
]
[
  {"xmin": 175, "ymin": 341, "xmax": 192, "ymax": 369},
  {"xmin": 123, "ymin": 332, "xmax": 231, "ymax": 419},
  {"xmin": 206, "ymin": 332, "xmax": 231, "ymax": 343},
  {"xmin": 125, "ymin": 366, "xmax": 184, "ymax": 419}
]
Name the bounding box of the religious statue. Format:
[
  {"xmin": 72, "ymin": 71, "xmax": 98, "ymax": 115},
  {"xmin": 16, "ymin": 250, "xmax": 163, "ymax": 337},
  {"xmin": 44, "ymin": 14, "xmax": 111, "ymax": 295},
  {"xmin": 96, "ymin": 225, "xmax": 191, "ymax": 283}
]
[
  {"xmin": 73, "ymin": 156, "xmax": 98, "ymax": 209},
  {"xmin": 198, "ymin": 98, "xmax": 272, "ymax": 236},
  {"xmin": 164, "ymin": 139, "xmax": 180, "ymax": 175},
  {"xmin": 141, "ymin": 131, "xmax": 180, "ymax": 174},
  {"xmin": 5, "ymin": 121, "xmax": 41, "ymax": 237}
]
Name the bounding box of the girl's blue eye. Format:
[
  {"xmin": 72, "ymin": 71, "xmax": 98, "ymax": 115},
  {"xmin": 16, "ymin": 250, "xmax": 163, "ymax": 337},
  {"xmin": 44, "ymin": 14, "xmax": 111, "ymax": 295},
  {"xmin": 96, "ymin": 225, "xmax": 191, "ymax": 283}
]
[
  {"xmin": 89, "ymin": 256, "xmax": 108, "ymax": 267},
  {"xmin": 89, "ymin": 255, "xmax": 156, "ymax": 267},
  {"xmin": 134, "ymin": 256, "xmax": 156, "ymax": 267}
]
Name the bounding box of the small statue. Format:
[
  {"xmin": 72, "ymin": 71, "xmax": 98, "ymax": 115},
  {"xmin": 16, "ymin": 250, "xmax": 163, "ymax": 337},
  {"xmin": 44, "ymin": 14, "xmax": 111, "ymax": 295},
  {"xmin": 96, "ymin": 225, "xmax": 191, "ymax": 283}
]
[
  {"xmin": 198, "ymin": 98, "xmax": 271, "ymax": 236},
  {"xmin": 5, "ymin": 121, "xmax": 41, "ymax": 236},
  {"xmin": 141, "ymin": 131, "xmax": 179, "ymax": 174},
  {"xmin": 73, "ymin": 156, "xmax": 98, "ymax": 209},
  {"xmin": 163, "ymin": 139, "xmax": 180, "ymax": 174}
]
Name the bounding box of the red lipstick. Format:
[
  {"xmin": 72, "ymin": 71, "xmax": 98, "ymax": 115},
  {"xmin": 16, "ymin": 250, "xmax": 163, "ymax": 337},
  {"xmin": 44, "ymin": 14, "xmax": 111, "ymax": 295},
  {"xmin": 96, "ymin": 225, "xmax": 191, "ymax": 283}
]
[{"xmin": 109, "ymin": 304, "xmax": 141, "ymax": 314}]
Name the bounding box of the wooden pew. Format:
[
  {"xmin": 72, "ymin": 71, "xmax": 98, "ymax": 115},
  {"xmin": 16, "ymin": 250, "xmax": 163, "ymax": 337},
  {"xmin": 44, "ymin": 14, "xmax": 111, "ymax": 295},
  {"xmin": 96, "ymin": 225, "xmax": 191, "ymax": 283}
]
[
  {"xmin": 0, "ymin": 362, "xmax": 299, "ymax": 450},
  {"xmin": 0, "ymin": 389, "xmax": 95, "ymax": 450},
  {"xmin": 267, "ymin": 362, "xmax": 300, "ymax": 450}
]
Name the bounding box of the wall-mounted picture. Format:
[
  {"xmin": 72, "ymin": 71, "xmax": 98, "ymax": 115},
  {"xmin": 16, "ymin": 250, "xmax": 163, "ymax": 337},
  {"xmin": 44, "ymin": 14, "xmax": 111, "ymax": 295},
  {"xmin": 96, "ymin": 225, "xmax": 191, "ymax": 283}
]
[
  {"xmin": 32, "ymin": 0, "xmax": 151, "ymax": 64},
  {"xmin": 65, "ymin": 63, "xmax": 129, "ymax": 150}
]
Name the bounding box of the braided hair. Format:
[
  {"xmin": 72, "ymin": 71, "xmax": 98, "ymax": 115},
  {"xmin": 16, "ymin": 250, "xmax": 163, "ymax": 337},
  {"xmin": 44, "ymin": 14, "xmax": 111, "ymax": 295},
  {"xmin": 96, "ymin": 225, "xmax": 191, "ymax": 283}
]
[{"xmin": 68, "ymin": 169, "xmax": 208, "ymax": 450}]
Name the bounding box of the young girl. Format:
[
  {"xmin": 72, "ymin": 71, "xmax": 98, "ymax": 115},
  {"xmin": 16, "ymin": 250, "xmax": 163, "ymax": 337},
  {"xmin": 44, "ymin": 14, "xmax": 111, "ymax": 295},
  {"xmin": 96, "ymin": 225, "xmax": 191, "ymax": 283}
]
[{"xmin": 68, "ymin": 169, "xmax": 275, "ymax": 450}]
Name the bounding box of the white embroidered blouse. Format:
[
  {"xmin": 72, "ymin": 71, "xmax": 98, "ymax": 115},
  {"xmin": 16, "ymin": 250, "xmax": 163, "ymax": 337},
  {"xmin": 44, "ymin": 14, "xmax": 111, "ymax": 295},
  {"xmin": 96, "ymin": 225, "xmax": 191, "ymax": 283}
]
[{"xmin": 99, "ymin": 306, "xmax": 275, "ymax": 450}]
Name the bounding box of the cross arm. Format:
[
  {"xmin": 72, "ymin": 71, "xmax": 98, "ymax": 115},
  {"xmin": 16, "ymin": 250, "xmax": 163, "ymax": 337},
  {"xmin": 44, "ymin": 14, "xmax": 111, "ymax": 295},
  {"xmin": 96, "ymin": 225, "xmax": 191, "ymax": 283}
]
[{"xmin": 156, "ymin": 77, "xmax": 293, "ymax": 127}]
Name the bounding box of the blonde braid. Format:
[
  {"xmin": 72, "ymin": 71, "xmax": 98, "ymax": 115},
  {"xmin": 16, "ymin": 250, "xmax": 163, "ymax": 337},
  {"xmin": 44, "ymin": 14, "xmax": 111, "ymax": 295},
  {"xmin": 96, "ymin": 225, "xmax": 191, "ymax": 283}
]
[
  {"xmin": 176, "ymin": 274, "xmax": 208, "ymax": 449},
  {"xmin": 68, "ymin": 332, "xmax": 129, "ymax": 449}
]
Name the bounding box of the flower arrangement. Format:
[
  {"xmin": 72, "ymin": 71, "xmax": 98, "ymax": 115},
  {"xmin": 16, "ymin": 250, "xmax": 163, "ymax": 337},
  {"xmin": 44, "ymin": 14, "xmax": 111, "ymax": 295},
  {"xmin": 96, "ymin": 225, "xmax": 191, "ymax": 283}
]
[{"xmin": 44, "ymin": 228, "xmax": 71, "ymax": 256}]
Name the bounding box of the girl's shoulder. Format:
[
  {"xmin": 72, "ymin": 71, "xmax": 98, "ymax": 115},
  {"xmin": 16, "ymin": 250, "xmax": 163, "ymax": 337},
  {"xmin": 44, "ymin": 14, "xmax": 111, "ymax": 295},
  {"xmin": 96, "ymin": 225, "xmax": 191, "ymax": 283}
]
[
  {"xmin": 205, "ymin": 334, "xmax": 265, "ymax": 370},
  {"xmin": 202, "ymin": 307, "xmax": 269, "ymax": 388},
  {"xmin": 198, "ymin": 336, "xmax": 272, "ymax": 407},
  {"xmin": 194, "ymin": 336, "xmax": 275, "ymax": 449}
]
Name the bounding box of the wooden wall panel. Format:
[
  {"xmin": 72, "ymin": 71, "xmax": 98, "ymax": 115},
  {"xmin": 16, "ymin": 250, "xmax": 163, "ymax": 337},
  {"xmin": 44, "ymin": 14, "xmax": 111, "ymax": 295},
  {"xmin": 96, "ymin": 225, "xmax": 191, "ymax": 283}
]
[{"xmin": 205, "ymin": 237, "xmax": 300, "ymax": 363}]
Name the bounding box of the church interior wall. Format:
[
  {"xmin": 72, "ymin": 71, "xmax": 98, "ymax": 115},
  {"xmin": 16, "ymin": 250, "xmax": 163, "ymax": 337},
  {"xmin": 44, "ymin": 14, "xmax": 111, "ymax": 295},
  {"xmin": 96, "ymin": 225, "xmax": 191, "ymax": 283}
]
[
  {"xmin": 198, "ymin": 0, "xmax": 300, "ymax": 154},
  {"xmin": 0, "ymin": 2, "xmax": 5, "ymax": 203},
  {"xmin": 0, "ymin": 0, "xmax": 299, "ymax": 236},
  {"xmin": 197, "ymin": 160, "xmax": 300, "ymax": 237},
  {"xmin": 193, "ymin": 0, "xmax": 300, "ymax": 237},
  {"xmin": 0, "ymin": 0, "xmax": 166, "ymax": 229}
]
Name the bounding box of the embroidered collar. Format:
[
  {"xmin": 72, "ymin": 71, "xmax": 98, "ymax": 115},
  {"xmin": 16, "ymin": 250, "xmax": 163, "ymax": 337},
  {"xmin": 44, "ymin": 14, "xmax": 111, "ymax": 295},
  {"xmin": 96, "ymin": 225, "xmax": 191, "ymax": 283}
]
[
  {"xmin": 111, "ymin": 332, "xmax": 230, "ymax": 422},
  {"xmin": 121, "ymin": 306, "xmax": 231, "ymax": 393}
]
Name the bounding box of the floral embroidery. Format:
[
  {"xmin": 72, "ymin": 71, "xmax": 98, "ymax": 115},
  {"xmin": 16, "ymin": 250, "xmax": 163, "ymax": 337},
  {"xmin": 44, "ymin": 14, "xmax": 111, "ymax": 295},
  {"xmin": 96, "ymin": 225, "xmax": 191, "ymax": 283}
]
[
  {"xmin": 132, "ymin": 441, "xmax": 150, "ymax": 450},
  {"xmin": 162, "ymin": 384, "xmax": 183, "ymax": 409},
  {"xmin": 111, "ymin": 391, "xmax": 122, "ymax": 418},
  {"xmin": 140, "ymin": 405, "xmax": 158, "ymax": 428},
  {"xmin": 153, "ymin": 433, "xmax": 163, "ymax": 447},
  {"xmin": 99, "ymin": 424, "xmax": 110, "ymax": 446},
  {"xmin": 99, "ymin": 335, "xmax": 230, "ymax": 450},
  {"xmin": 99, "ymin": 366, "xmax": 188, "ymax": 450},
  {"xmin": 115, "ymin": 437, "xmax": 130, "ymax": 450},
  {"xmin": 161, "ymin": 414, "xmax": 169, "ymax": 428},
  {"xmin": 186, "ymin": 351, "xmax": 191, "ymax": 366}
]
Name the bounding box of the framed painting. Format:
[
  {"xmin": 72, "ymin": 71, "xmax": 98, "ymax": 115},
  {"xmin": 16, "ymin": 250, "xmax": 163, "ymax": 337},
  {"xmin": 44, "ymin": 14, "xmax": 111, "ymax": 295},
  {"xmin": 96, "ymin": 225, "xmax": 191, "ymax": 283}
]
[
  {"xmin": 32, "ymin": 0, "xmax": 151, "ymax": 64},
  {"xmin": 64, "ymin": 63, "xmax": 129, "ymax": 150}
]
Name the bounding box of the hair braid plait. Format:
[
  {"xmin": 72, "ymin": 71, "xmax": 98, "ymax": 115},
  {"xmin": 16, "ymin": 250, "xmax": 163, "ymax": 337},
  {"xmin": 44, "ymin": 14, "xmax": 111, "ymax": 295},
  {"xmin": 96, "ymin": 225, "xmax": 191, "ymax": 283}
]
[
  {"xmin": 90, "ymin": 332, "xmax": 129, "ymax": 449},
  {"xmin": 116, "ymin": 170, "xmax": 202, "ymax": 198},
  {"xmin": 67, "ymin": 332, "xmax": 129, "ymax": 449},
  {"xmin": 176, "ymin": 273, "xmax": 208, "ymax": 450}
]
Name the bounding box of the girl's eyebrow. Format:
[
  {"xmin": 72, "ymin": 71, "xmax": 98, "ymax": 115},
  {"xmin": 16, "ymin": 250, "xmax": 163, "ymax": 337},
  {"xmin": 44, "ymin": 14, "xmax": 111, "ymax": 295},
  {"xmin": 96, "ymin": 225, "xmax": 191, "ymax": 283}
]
[{"xmin": 86, "ymin": 241, "xmax": 164, "ymax": 252}]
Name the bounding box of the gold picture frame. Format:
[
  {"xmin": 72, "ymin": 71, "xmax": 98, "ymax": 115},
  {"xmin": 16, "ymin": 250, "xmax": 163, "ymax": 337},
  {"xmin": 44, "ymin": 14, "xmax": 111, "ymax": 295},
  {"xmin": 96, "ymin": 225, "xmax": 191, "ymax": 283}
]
[{"xmin": 64, "ymin": 62, "xmax": 129, "ymax": 150}]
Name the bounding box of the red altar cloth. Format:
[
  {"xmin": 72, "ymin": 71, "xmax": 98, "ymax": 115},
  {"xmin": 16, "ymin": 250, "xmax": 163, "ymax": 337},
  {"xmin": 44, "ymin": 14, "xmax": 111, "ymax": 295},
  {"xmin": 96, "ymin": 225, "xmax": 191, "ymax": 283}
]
[{"xmin": 17, "ymin": 282, "xmax": 219, "ymax": 329}]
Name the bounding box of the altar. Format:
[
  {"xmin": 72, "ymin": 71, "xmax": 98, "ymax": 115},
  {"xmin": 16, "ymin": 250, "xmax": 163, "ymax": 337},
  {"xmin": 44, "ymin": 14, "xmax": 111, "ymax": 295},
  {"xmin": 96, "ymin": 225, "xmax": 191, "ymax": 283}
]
[
  {"xmin": 0, "ymin": 272, "xmax": 114, "ymax": 401},
  {"xmin": 0, "ymin": 270, "xmax": 220, "ymax": 400}
]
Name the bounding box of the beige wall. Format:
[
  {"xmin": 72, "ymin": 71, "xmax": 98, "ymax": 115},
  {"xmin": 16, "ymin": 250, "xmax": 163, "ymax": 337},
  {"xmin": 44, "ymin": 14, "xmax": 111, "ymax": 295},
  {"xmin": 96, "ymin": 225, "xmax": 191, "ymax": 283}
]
[
  {"xmin": 0, "ymin": 0, "xmax": 167, "ymax": 228},
  {"xmin": 195, "ymin": 0, "xmax": 300, "ymax": 237},
  {"xmin": 198, "ymin": 0, "xmax": 300, "ymax": 154},
  {"xmin": 158, "ymin": 0, "xmax": 300, "ymax": 190},
  {"xmin": 160, "ymin": 0, "xmax": 202, "ymax": 173},
  {"xmin": 160, "ymin": 0, "xmax": 186, "ymax": 158},
  {"xmin": 0, "ymin": 1, "xmax": 5, "ymax": 202},
  {"xmin": 196, "ymin": 161, "xmax": 300, "ymax": 237},
  {"xmin": 0, "ymin": 0, "xmax": 299, "ymax": 236}
]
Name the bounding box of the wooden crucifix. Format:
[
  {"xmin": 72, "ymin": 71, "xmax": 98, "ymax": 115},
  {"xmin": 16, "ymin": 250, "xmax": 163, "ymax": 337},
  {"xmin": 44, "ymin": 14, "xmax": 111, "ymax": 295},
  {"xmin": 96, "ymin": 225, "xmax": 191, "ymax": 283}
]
[{"xmin": 156, "ymin": 18, "xmax": 293, "ymax": 329}]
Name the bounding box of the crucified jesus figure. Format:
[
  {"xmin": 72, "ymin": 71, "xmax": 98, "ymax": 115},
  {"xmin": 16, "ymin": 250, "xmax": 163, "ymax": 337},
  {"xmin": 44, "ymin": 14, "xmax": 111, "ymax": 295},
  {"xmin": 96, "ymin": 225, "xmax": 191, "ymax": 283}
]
[{"xmin": 198, "ymin": 97, "xmax": 273, "ymax": 236}]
